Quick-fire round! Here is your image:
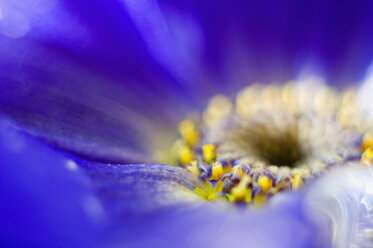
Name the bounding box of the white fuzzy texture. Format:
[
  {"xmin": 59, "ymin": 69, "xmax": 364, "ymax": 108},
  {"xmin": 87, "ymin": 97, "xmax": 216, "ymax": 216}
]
[{"xmin": 306, "ymin": 165, "xmax": 373, "ymax": 248}]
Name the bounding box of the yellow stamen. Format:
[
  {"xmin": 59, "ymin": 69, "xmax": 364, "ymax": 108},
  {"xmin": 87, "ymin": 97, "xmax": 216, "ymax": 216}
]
[
  {"xmin": 361, "ymin": 147, "xmax": 373, "ymax": 166},
  {"xmin": 178, "ymin": 119, "xmax": 200, "ymax": 147},
  {"xmin": 258, "ymin": 175, "xmax": 273, "ymax": 194},
  {"xmin": 179, "ymin": 145, "xmax": 194, "ymax": 166},
  {"xmin": 362, "ymin": 132, "xmax": 373, "ymax": 151},
  {"xmin": 228, "ymin": 176, "xmax": 252, "ymax": 202},
  {"xmin": 202, "ymin": 144, "xmax": 217, "ymax": 164},
  {"xmin": 169, "ymin": 84, "xmax": 367, "ymax": 207},
  {"xmin": 290, "ymin": 174, "xmax": 302, "ymax": 190},
  {"xmin": 210, "ymin": 162, "xmax": 224, "ymax": 181}
]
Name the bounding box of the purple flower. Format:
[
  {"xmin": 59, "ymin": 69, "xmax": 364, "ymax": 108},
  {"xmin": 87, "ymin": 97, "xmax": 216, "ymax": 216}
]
[{"xmin": 1, "ymin": 1, "xmax": 373, "ymax": 247}]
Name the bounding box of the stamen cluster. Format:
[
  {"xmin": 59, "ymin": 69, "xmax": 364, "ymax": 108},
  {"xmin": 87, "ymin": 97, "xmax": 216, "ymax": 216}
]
[{"xmin": 172, "ymin": 82, "xmax": 373, "ymax": 206}]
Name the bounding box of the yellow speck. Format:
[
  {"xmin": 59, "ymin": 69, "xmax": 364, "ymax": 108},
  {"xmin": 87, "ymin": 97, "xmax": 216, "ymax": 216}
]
[
  {"xmin": 229, "ymin": 175, "xmax": 252, "ymax": 202},
  {"xmin": 186, "ymin": 160, "xmax": 200, "ymax": 176},
  {"xmin": 258, "ymin": 175, "xmax": 273, "ymax": 193},
  {"xmin": 229, "ymin": 187, "xmax": 252, "ymax": 203},
  {"xmin": 178, "ymin": 119, "xmax": 200, "ymax": 147},
  {"xmin": 362, "ymin": 132, "xmax": 373, "ymax": 151},
  {"xmin": 290, "ymin": 174, "xmax": 303, "ymax": 190},
  {"xmin": 202, "ymin": 144, "xmax": 217, "ymax": 164},
  {"xmin": 179, "ymin": 145, "xmax": 194, "ymax": 166},
  {"xmin": 361, "ymin": 147, "xmax": 373, "ymax": 166},
  {"xmin": 210, "ymin": 162, "xmax": 224, "ymax": 181}
]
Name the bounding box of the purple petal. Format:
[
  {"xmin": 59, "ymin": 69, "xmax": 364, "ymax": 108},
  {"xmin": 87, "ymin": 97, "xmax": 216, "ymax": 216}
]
[
  {"xmin": 0, "ymin": 116, "xmax": 202, "ymax": 247},
  {"xmin": 0, "ymin": 0, "xmax": 201, "ymax": 163},
  {"xmin": 157, "ymin": 0, "xmax": 373, "ymax": 90},
  {"xmin": 97, "ymin": 190, "xmax": 330, "ymax": 248},
  {"xmin": 77, "ymin": 161, "xmax": 204, "ymax": 216},
  {"xmin": 0, "ymin": 116, "xmax": 102, "ymax": 247},
  {"xmin": 0, "ymin": 38, "xmax": 186, "ymax": 163}
]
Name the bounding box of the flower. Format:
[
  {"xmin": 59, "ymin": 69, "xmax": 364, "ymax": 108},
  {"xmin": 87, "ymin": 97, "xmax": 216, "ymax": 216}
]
[{"xmin": 1, "ymin": 0, "xmax": 373, "ymax": 247}]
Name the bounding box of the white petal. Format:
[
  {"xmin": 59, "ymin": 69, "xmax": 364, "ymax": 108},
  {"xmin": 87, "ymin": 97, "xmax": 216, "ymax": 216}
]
[{"xmin": 305, "ymin": 165, "xmax": 373, "ymax": 248}]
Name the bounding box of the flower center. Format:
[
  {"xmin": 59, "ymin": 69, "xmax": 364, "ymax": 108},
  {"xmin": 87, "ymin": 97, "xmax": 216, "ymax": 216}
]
[
  {"xmin": 231, "ymin": 122, "xmax": 305, "ymax": 168},
  {"xmin": 170, "ymin": 82, "xmax": 373, "ymax": 206}
]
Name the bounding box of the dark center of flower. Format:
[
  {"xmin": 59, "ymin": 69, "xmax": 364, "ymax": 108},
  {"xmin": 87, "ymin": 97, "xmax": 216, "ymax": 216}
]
[
  {"xmin": 232, "ymin": 122, "xmax": 305, "ymax": 168},
  {"xmin": 168, "ymin": 81, "xmax": 373, "ymax": 207}
]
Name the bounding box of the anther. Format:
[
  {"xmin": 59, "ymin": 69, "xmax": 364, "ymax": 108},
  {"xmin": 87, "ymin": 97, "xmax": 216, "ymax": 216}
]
[
  {"xmin": 202, "ymin": 144, "xmax": 217, "ymax": 164},
  {"xmin": 210, "ymin": 162, "xmax": 224, "ymax": 180}
]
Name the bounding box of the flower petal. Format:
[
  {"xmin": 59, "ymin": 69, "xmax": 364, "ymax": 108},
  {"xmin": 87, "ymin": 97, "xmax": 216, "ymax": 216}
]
[
  {"xmin": 157, "ymin": 0, "xmax": 373, "ymax": 89},
  {"xmin": 0, "ymin": 38, "xmax": 188, "ymax": 163},
  {"xmin": 305, "ymin": 165, "xmax": 373, "ymax": 248},
  {"xmin": 0, "ymin": 116, "xmax": 102, "ymax": 247},
  {"xmin": 0, "ymin": 0, "xmax": 202, "ymax": 163},
  {"xmin": 77, "ymin": 161, "xmax": 204, "ymax": 215},
  {"xmin": 99, "ymin": 191, "xmax": 330, "ymax": 248},
  {"xmin": 0, "ymin": 115, "xmax": 204, "ymax": 247}
]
